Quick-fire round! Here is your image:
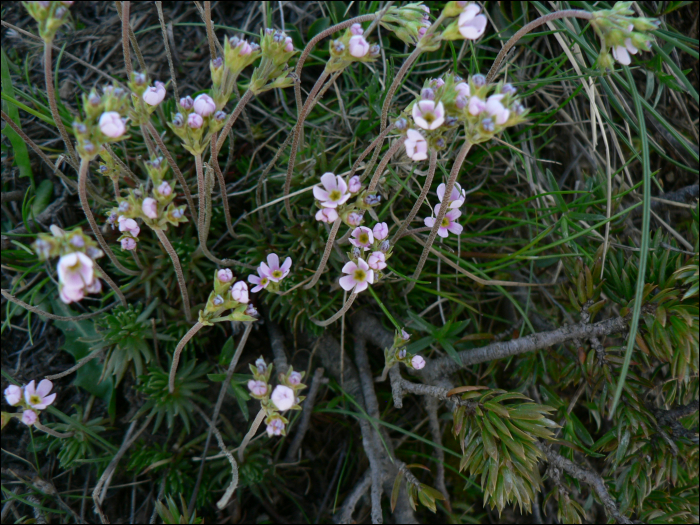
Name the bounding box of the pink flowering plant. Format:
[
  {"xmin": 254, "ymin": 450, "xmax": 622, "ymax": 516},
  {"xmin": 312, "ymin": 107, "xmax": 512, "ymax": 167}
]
[{"xmin": 2, "ymin": 380, "xmax": 57, "ymax": 429}]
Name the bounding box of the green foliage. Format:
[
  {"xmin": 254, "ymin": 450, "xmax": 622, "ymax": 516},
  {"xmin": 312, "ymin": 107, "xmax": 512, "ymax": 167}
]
[{"xmin": 155, "ymin": 494, "xmax": 203, "ymax": 524}]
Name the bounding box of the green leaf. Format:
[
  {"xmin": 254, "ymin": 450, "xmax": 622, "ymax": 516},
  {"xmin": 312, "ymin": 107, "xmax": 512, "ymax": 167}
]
[
  {"xmin": 391, "ymin": 471, "xmax": 403, "ymax": 513},
  {"xmin": 307, "ymin": 17, "xmax": 331, "ymax": 40},
  {"xmin": 1, "ymin": 47, "xmax": 33, "ymax": 187}
]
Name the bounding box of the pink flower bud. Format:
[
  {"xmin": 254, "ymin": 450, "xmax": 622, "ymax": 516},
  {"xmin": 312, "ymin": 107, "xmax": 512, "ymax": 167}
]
[
  {"xmin": 218, "ymin": 269, "xmax": 233, "ymax": 283},
  {"xmin": 4, "ymin": 384, "xmax": 22, "ymax": 406},
  {"xmin": 142, "ymin": 198, "xmax": 158, "ymax": 219},
  {"xmin": 180, "ymin": 96, "xmax": 194, "ymax": 109},
  {"xmin": 120, "ymin": 237, "xmax": 136, "ymax": 251},
  {"xmin": 401, "ymin": 329, "xmax": 410, "ymax": 341},
  {"xmin": 315, "ymin": 208, "xmax": 339, "ymax": 223},
  {"xmin": 372, "ymin": 222, "xmax": 389, "ymax": 241},
  {"xmin": 118, "ymin": 216, "xmax": 140, "ymax": 237},
  {"xmin": 266, "ymin": 418, "xmax": 285, "ymax": 437},
  {"xmin": 411, "ymin": 355, "xmax": 425, "ymax": 370},
  {"xmin": 350, "ymin": 23, "xmax": 363, "ymax": 36},
  {"xmin": 348, "ymin": 35, "xmax": 370, "ymax": 58},
  {"xmin": 288, "ymin": 371, "xmax": 302, "ymax": 385},
  {"xmin": 271, "ymin": 385, "xmax": 295, "ymax": 411},
  {"xmin": 468, "ymin": 96, "xmax": 485, "ymax": 116},
  {"xmin": 193, "ymin": 93, "xmax": 216, "ymax": 116},
  {"xmin": 142, "ymin": 81, "xmax": 166, "ymax": 106},
  {"xmin": 22, "ymin": 409, "xmax": 38, "ymax": 426},
  {"xmin": 187, "ymin": 113, "xmax": 203, "ymax": 129},
  {"xmin": 347, "ymin": 212, "xmax": 363, "ymax": 226},
  {"xmin": 157, "ymin": 181, "xmax": 172, "ymax": 196},
  {"xmin": 238, "ymin": 40, "xmax": 253, "ymax": 56},
  {"xmin": 99, "ymin": 111, "xmax": 126, "ymax": 138},
  {"xmin": 368, "ymin": 251, "xmax": 387, "ymax": 271},
  {"xmin": 248, "ymin": 380, "xmax": 268, "ymax": 397},
  {"xmin": 231, "ymin": 281, "xmax": 249, "ymax": 303},
  {"xmin": 348, "ymin": 176, "xmax": 362, "ymax": 193},
  {"xmin": 285, "ymin": 41, "xmax": 294, "ymax": 52}
]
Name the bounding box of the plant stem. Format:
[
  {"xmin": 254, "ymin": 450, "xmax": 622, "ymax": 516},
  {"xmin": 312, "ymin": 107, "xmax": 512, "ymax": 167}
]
[
  {"xmin": 392, "ymin": 149, "xmax": 437, "ymax": 243},
  {"xmin": 94, "ymin": 260, "xmax": 128, "ymax": 306},
  {"xmin": 34, "ymin": 421, "xmax": 75, "ymax": 438},
  {"xmin": 203, "ymin": 1, "xmax": 216, "ymax": 60},
  {"xmin": 121, "ymin": 1, "xmax": 132, "ymax": 79},
  {"xmin": 153, "ymin": 228, "xmax": 192, "ymax": 324},
  {"xmin": 1, "ymin": 288, "xmax": 119, "ymax": 319},
  {"xmin": 404, "ymin": 140, "xmax": 471, "ymax": 296},
  {"xmin": 155, "ymin": 1, "xmax": 179, "ymax": 101},
  {"xmin": 144, "ymin": 121, "xmax": 196, "ymax": 215},
  {"xmin": 238, "ymin": 408, "xmax": 266, "ymax": 462},
  {"xmin": 284, "ymin": 70, "xmax": 330, "ymax": 219},
  {"xmin": 78, "ymin": 158, "xmax": 140, "ymax": 276},
  {"xmin": 168, "ymin": 321, "xmax": 203, "ymax": 393},
  {"xmin": 131, "ymin": 249, "xmax": 145, "ymax": 271},
  {"xmin": 367, "ymin": 286, "xmax": 401, "ymax": 330},
  {"xmin": 304, "ymin": 218, "xmax": 342, "ymax": 289},
  {"xmin": 215, "ymin": 89, "xmax": 254, "ymax": 152},
  {"xmin": 194, "ymin": 153, "xmax": 206, "ymax": 243},
  {"xmin": 210, "ymin": 132, "xmax": 236, "ymax": 238},
  {"xmin": 350, "ymin": 123, "xmax": 396, "ymax": 180},
  {"xmin": 141, "ymin": 124, "xmax": 156, "ymax": 157},
  {"xmin": 43, "ymin": 42, "xmax": 78, "ymax": 166},
  {"xmin": 486, "ymin": 10, "xmax": 594, "ymax": 84},
  {"xmin": 311, "ymin": 292, "xmax": 358, "ymax": 327},
  {"xmin": 367, "ymin": 138, "xmax": 404, "ymax": 193}
]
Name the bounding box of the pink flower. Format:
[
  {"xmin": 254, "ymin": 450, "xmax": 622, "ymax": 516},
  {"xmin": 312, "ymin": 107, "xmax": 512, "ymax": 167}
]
[
  {"xmin": 458, "ymin": 4, "xmax": 487, "ymax": 40},
  {"xmin": 248, "ymin": 380, "xmax": 268, "ymax": 396},
  {"xmin": 316, "ymin": 208, "xmax": 339, "ymax": 223},
  {"xmin": 455, "ymin": 82, "xmax": 470, "ymax": 97},
  {"xmin": 437, "ymin": 181, "xmax": 466, "ymax": 209},
  {"xmin": 411, "ymin": 355, "xmax": 426, "ymax": 370},
  {"xmin": 348, "ymin": 35, "xmax": 370, "ymax": 58},
  {"xmin": 187, "ymin": 113, "xmax": 203, "ymax": 129},
  {"xmin": 401, "ymin": 329, "xmax": 410, "ymax": 341},
  {"xmin": 238, "ymin": 40, "xmax": 253, "ymax": 56},
  {"xmin": 612, "ymin": 39, "xmax": 638, "ymax": 66},
  {"xmin": 118, "ymin": 216, "xmax": 140, "ymax": 237},
  {"xmin": 24, "ymin": 379, "xmax": 57, "ymax": 410},
  {"xmin": 346, "ymin": 212, "xmax": 363, "ymax": 226},
  {"xmin": 193, "ymin": 93, "xmax": 216, "ymax": 116},
  {"xmin": 368, "ymin": 251, "xmax": 387, "ymax": 271},
  {"xmin": 57, "ymin": 252, "xmax": 96, "ymax": 303},
  {"xmin": 180, "ymin": 96, "xmax": 194, "ymax": 109},
  {"xmin": 339, "ymin": 258, "xmax": 374, "ymax": 293},
  {"xmin": 60, "ymin": 285, "xmax": 84, "ymax": 304},
  {"xmin": 284, "ymin": 37, "xmax": 294, "ymax": 52},
  {"xmin": 142, "ymin": 198, "xmax": 158, "ymax": 219},
  {"xmin": 468, "ymin": 96, "xmax": 485, "ymax": 115},
  {"xmin": 431, "ymin": 77, "xmax": 445, "ymax": 88},
  {"xmin": 350, "ymin": 23, "xmax": 363, "ymax": 36},
  {"xmin": 266, "ymin": 418, "xmax": 285, "ymax": 437},
  {"xmin": 4, "ymin": 384, "xmax": 22, "ymax": 406},
  {"xmin": 259, "ymin": 253, "xmax": 292, "ymax": 282},
  {"xmin": 288, "ymin": 371, "xmax": 302, "ymax": 385},
  {"xmin": 121, "ymin": 237, "xmax": 136, "ymax": 251},
  {"xmin": 271, "ymin": 385, "xmax": 295, "ymax": 411},
  {"xmin": 157, "ymin": 181, "xmax": 172, "ymax": 197},
  {"xmin": 248, "ymin": 268, "xmax": 270, "ymax": 293},
  {"xmin": 313, "ymin": 172, "xmax": 351, "ymax": 208},
  {"xmin": 218, "ymin": 268, "xmax": 233, "ymax": 283},
  {"xmin": 22, "ymin": 409, "xmax": 38, "ymax": 426},
  {"xmin": 485, "ymin": 94, "xmax": 510, "ymax": 125},
  {"xmin": 404, "ymin": 129, "xmax": 428, "ymax": 161},
  {"xmin": 348, "ymin": 175, "xmax": 362, "ymax": 193},
  {"xmin": 373, "ymin": 222, "xmax": 389, "ymax": 241},
  {"xmin": 99, "ymin": 112, "xmax": 125, "ymax": 138},
  {"xmin": 424, "ymin": 204, "xmax": 463, "ymax": 238},
  {"xmin": 142, "ymin": 81, "xmax": 166, "ymax": 106},
  {"xmin": 412, "ymin": 100, "xmax": 445, "ymax": 130},
  {"xmin": 349, "ymin": 226, "xmax": 374, "ymax": 251},
  {"xmin": 231, "ymin": 281, "xmax": 249, "ymax": 303}
]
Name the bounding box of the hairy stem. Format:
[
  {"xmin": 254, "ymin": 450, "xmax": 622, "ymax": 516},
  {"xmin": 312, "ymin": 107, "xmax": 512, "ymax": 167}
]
[
  {"xmin": 34, "ymin": 421, "xmax": 75, "ymax": 438},
  {"xmin": 304, "ymin": 218, "xmax": 342, "ymax": 289},
  {"xmin": 203, "ymin": 1, "xmax": 216, "ymax": 60},
  {"xmin": 153, "ymin": 228, "xmax": 192, "ymax": 324},
  {"xmin": 194, "ymin": 154, "xmax": 206, "ymax": 243},
  {"xmin": 78, "ymin": 159, "xmax": 140, "ymax": 276},
  {"xmin": 2, "ymin": 289, "xmax": 119, "ymax": 320},
  {"xmin": 121, "ymin": 1, "xmax": 132, "ymax": 79},
  {"xmin": 311, "ymin": 292, "xmax": 358, "ymax": 327},
  {"xmin": 215, "ymin": 89, "xmax": 254, "ymax": 152},
  {"xmin": 210, "ymin": 133, "xmax": 236, "ymax": 238},
  {"xmin": 349, "ymin": 123, "xmax": 396, "ymax": 180},
  {"xmin": 168, "ymin": 321, "xmax": 203, "ymax": 393},
  {"xmin": 486, "ymin": 10, "xmax": 594, "ymax": 84},
  {"xmin": 94, "ymin": 260, "xmax": 128, "ymax": 307},
  {"xmin": 140, "ymin": 124, "xmax": 156, "ymax": 157},
  {"xmin": 43, "ymin": 43, "xmax": 78, "ymax": 166},
  {"xmin": 404, "ymin": 140, "xmax": 471, "ymax": 295},
  {"xmin": 284, "ymin": 70, "xmax": 330, "ymax": 219},
  {"xmin": 366, "ymin": 138, "xmax": 404, "ymax": 193},
  {"xmin": 391, "ymin": 148, "xmax": 437, "ymax": 243},
  {"xmin": 155, "ymin": 1, "xmax": 178, "ymax": 101},
  {"xmin": 238, "ymin": 408, "xmax": 266, "ymax": 463}
]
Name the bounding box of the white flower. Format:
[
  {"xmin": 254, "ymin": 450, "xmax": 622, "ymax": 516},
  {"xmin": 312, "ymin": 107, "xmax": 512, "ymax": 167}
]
[
  {"xmin": 313, "ymin": 172, "xmax": 351, "ymax": 208},
  {"xmin": 271, "ymin": 385, "xmax": 295, "ymax": 411},
  {"xmin": 412, "ymin": 100, "xmax": 445, "ymax": 130},
  {"xmin": 339, "ymin": 258, "xmax": 374, "ymax": 293}
]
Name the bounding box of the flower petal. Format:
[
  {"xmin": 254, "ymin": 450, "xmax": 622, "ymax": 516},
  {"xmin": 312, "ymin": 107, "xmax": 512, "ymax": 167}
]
[
  {"xmin": 447, "ymin": 222, "xmax": 464, "ymax": 235},
  {"xmin": 424, "ymin": 217, "xmax": 435, "ymax": 228},
  {"xmin": 267, "ymin": 253, "xmax": 280, "ymax": 270},
  {"xmin": 459, "ymin": 14, "xmax": 487, "ymax": 40},
  {"xmin": 354, "ymin": 280, "xmax": 368, "ymax": 293},
  {"xmin": 36, "ymin": 379, "xmax": 53, "ymax": 398},
  {"xmin": 357, "ymin": 258, "xmax": 370, "ymax": 272},
  {"xmin": 339, "ymin": 275, "xmax": 357, "ymax": 291},
  {"xmin": 313, "ymin": 185, "xmax": 330, "ymax": 202},
  {"xmin": 320, "ymin": 172, "xmax": 337, "ymax": 190},
  {"xmin": 281, "ymin": 257, "xmax": 292, "ymax": 273},
  {"xmin": 437, "ymin": 227, "xmax": 449, "ymax": 238},
  {"xmin": 336, "ymin": 176, "xmax": 348, "ymax": 195}
]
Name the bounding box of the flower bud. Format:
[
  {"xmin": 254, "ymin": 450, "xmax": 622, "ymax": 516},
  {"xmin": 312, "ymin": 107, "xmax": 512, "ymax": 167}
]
[
  {"xmin": 70, "ymin": 235, "xmax": 85, "ymax": 248},
  {"xmin": 333, "ymin": 40, "xmax": 345, "ymax": 53},
  {"xmin": 213, "ymin": 294, "xmax": 224, "ymax": 306},
  {"xmin": 83, "ymin": 141, "xmax": 95, "ymax": 154},
  {"xmin": 88, "ymin": 92, "xmax": 101, "ymax": 106},
  {"xmin": 395, "ymin": 117, "xmax": 408, "ymax": 130},
  {"xmin": 133, "ymin": 72, "xmax": 147, "ymax": 86},
  {"xmin": 455, "ymin": 95, "xmax": 467, "ymax": 109},
  {"xmin": 121, "ymin": 237, "xmax": 136, "ymax": 250},
  {"xmin": 398, "ymin": 348, "xmax": 407, "ymax": 359},
  {"xmin": 255, "ymin": 358, "xmax": 267, "ymax": 374},
  {"xmin": 214, "ymin": 110, "xmax": 226, "ymax": 121},
  {"xmin": 436, "ymin": 138, "xmax": 446, "ymax": 149},
  {"xmin": 212, "ymin": 56, "xmax": 223, "ymax": 69},
  {"xmin": 180, "ymin": 96, "xmax": 194, "ymax": 110},
  {"xmin": 421, "ymin": 87, "xmax": 435, "ymax": 100},
  {"xmin": 118, "ymin": 201, "xmax": 130, "ymax": 213},
  {"xmin": 501, "ymin": 83, "xmax": 517, "ymax": 95},
  {"xmin": 348, "ymin": 176, "xmax": 362, "ymax": 194},
  {"xmin": 379, "ymin": 240, "xmax": 391, "ymax": 253},
  {"xmin": 193, "ymin": 94, "xmax": 216, "ymax": 117},
  {"xmin": 471, "ymin": 73, "xmax": 486, "ymax": 87},
  {"xmin": 288, "ymin": 371, "xmax": 302, "ymax": 385},
  {"xmin": 172, "ymin": 113, "xmax": 184, "ymax": 127},
  {"xmin": 481, "ymin": 118, "xmax": 495, "ymax": 132},
  {"xmin": 351, "ymin": 23, "xmax": 363, "ymax": 36},
  {"xmin": 172, "ymin": 207, "xmax": 185, "ymax": 219},
  {"xmin": 187, "ymin": 113, "xmax": 203, "ymax": 129},
  {"xmin": 217, "ymin": 268, "xmax": 233, "ymax": 283},
  {"xmin": 347, "ymin": 212, "xmax": 363, "ymax": 226},
  {"xmin": 245, "ymin": 303, "xmax": 259, "ymax": 317},
  {"xmin": 401, "ymin": 329, "xmax": 410, "ymax": 341},
  {"xmin": 364, "ymin": 193, "xmax": 381, "ymax": 206},
  {"xmin": 369, "ymin": 45, "xmax": 381, "ymax": 57},
  {"xmin": 411, "ymin": 355, "xmax": 425, "ymax": 369},
  {"xmin": 351, "ymin": 246, "xmax": 362, "ymax": 259},
  {"xmin": 73, "ymin": 122, "xmax": 88, "ymax": 135},
  {"xmin": 229, "ymin": 36, "xmax": 240, "ymax": 47},
  {"xmin": 445, "ymin": 116, "xmax": 458, "ymax": 126}
]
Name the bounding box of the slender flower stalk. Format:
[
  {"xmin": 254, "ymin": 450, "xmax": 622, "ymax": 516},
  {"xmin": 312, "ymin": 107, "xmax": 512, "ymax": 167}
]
[
  {"xmin": 44, "ymin": 43, "xmax": 78, "ymax": 166},
  {"xmin": 366, "ymin": 138, "xmax": 405, "ymax": 192},
  {"xmin": 168, "ymin": 321, "xmax": 203, "ymax": 393},
  {"xmin": 210, "ymin": 133, "xmax": 237, "ymax": 238},
  {"xmin": 203, "ymin": 1, "xmax": 216, "ymax": 60},
  {"xmin": 304, "ymin": 218, "xmax": 342, "ymax": 289},
  {"xmin": 121, "ymin": 1, "xmax": 132, "ymax": 78},
  {"xmin": 238, "ymin": 408, "xmax": 266, "ymax": 462},
  {"xmin": 392, "ymin": 149, "xmax": 437, "ymax": 243},
  {"xmin": 78, "ymin": 159, "xmax": 140, "ymax": 276},
  {"xmin": 154, "ymin": 228, "xmax": 192, "ymax": 324},
  {"xmin": 194, "ymin": 154, "xmax": 207, "ymax": 242},
  {"xmin": 93, "ymin": 260, "xmax": 127, "ymax": 306},
  {"xmin": 214, "ymin": 89, "xmax": 254, "ymax": 152},
  {"xmin": 283, "ymin": 70, "xmax": 331, "ymax": 218},
  {"xmin": 141, "ymin": 123, "xmax": 157, "ymax": 157},
  {"xmin": 310, "ymin": 292, "xmax": 358, "ymax": 327},
  {"xmin": 348, "ymin": 122, "xmax": 396, "ymax": 180},
  {"xmin": 404, "ymin": 140, "xmax": 472, "ymax": 296},
  {"xmin": 486, "ymin": 10, "xmax": 593, "ymax": 84}
]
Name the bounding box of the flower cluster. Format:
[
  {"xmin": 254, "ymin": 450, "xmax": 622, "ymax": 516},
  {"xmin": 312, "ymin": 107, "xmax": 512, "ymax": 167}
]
[
  {"xmin": 33, "ymin": 225, "xmax": 104, "ymax": 304},
  {"xmin": 198, "ymin": 269, "xmax": 256, "ymax": 325},
  {"xmin": 247, "ymin": 357, "xmax": 307, "ymax": 437},
  {"xmin": 127, "ymin": 72, "xmax": 167, "ymax": 125},
  {"xmin": 3, "ymin": 379, "xmax": 57, "ymax": 428},
  {"xmin": 424, "ymin": 181, "xmax": 466, "ymax": 238},
  {"xmin": 340, "ymin": 222, "xmax": 392, "ymax": 293},
  {"xmin": 24, "ymin": 1, "xmax": 74, "ymax": 42},
  {"xmin": 327, "ymin": 23, "xmax": 380, "ymax": 72},
  {"xmin": 380, "ymin": 3, "xmax": 431, "ymax": 46},
  {"xmin": 380, "ymin": 328, "xmax": 426, "ymax": 376},
  {"xmin": 313, "ymin": 172, "xmax": 380, "ymax": 227},
  {"xmin": 590, "ymin": 2, "xmax": 658, "ymax": 69},
  {"xmin": 442, "ymin": 2, "xmax": 488, "ymax": 41},
  {"xmin": 248, "ymin": 253, "xmax": 293, "ymax": 294},
  {"xmin": 168, "ymin": 92, "xmax": 227, "ymax": 155},
  {"xmin": 210, "ymin": 34, "xmax": 262, "ymax": 109},
  {"xmin": 73, "ymin": 84, "xmax": 130, "ymax": 160},
  {"xmin": 248, "ymin": 28, "xmax": 298, "ymax": 94}
]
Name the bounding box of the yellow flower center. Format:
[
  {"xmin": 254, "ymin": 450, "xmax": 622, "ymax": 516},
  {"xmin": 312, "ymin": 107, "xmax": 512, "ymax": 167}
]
[
  {"xmin": 261, "ymin": 277, "xmax": 269, "ymax": 286},
  {"xmin": 272, "ymin": 270, "xmax": 283, "ymax": 279},
  {"xmin": 441, "ymin": 217, "xmax": 450, "ymax": 228},
  {"xmin": 353, "ymin": 269, "xmax": 366, "ymax": 282},
  {"xmin": 359, "ymin": 233, "xmax": 369, "ymax": 244},
  {"xmin": 424, "ymin": 113, "xmax": 435, "ymax": 124},
  {"xmin": 329, "ymin": 190, "xmax": 342, "ymax": 201},
  {"xmin": 29, "ymin": 394, "xmax": 41, "ymax": 405}
]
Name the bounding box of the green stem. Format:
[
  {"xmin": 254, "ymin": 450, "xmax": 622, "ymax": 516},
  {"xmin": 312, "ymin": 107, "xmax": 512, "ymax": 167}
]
[
  {"xmin": 43, "ymin": 42, "xmax": 78, "ymax": 166},
  {"xmin": 367, "ymin": 285, "xmax": 401, "ymax": 330},
  {"xmin": 168, "ymin": 321, "xmax": 203, "ymax": 393}
]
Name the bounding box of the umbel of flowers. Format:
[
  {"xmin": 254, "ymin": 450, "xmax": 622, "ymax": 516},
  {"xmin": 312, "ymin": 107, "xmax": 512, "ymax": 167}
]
[
  {"xmin": 248, "ymin": 28, "xmax": 298, "ymax": 95},
  {"xmin": 169, "ymin": 93, "xmax": 227, "ymax": 155},
  {"xmin": 24, "ymin": 0, "xmax": 74, "ymax": 42},
  {"xmin": 247, "ymin": 357, "xmax": 307, "ymax": 437},
  {"xmin": 2, "ymin": 380, "xmax": 58, "ymax": 429},
  {"xmin": 313, "ymin": 172, "xmax": 381, "ymax": 228},
  {"xmin": 378, "ymin": 328, "xmax": 427, "ymax": 380},
  {"xmin": 127, "ymin": 71, "xmax": 167, "ymax": 125},
  {"xmin": 379, "ymin": 2, "xmax": 431, "ymax": 47},
  {"xmin": 248, "ymin": 253, "xmax": 293, "ymax": 294},
  {"xmin": 340, "ymin": 222, "xmax": 393, "ymax": 293},
  {"xmin": 73, "ymin": 83, "xmax": 130, "ymax": 160},
  {"xmin": 198, "ymin": 269, "xmax": 256, "ymax": 326},
  {"xmin": 210, "ymin": 34, "xmax": 262, "ymax": 109},
  {"xmin": 33, "ymin": 225, "xmax": 104, "ymax": 304},
  {"xmin": 326, "ymin": 23, "xmax": 381, "ymax": 72}
]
